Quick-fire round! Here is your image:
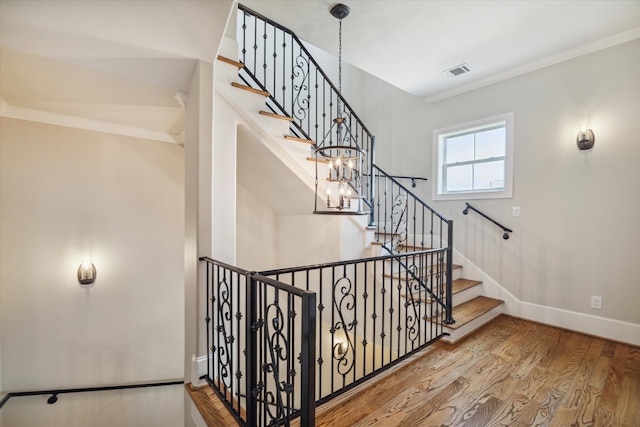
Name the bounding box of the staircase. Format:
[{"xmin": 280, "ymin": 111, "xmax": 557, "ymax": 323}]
[
  {"xmin": 372, "ymin": 236, "xmax": 503, "ymax": 344},
  {"xmin": 215, "ymin": 52, "xmax": 504, "ymax": 341},
  {"xmin": 197, "ymin": 6, "xmax": 505, "ymax": 426}
]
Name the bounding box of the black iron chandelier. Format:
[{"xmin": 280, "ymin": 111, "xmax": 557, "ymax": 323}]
[{"xmin": 313, "ymin": 3, "xmax": 365, "ymax": 215}]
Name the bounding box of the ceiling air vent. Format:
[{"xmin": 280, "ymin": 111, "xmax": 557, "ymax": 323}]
[{"xmin": 444, "ymin": 63, "xmax": 471, "ymax": 77}]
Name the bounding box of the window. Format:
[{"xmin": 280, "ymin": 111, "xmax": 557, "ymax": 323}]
[{"xmin": 433, "ymin": 113, "xmax": 513, "ymax": 200}]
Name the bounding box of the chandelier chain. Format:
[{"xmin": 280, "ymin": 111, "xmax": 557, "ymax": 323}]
[{"xmin": 338, "ymin": 19, "xmax": 343, "ymax": 117}]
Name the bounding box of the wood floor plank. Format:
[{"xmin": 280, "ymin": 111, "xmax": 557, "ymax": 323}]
[{"xmin": 311, "ymin": 315, "xmax": 640, "ymax": 427}]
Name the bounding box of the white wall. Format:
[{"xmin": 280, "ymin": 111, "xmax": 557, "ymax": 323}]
[
  {"xmin": 423, "ymin": 39, "xmax": 640, "ymax": 326},
  {"xmin": 236, "ymin": 183, "xmax": 279, "ymax": 270},
  {"xmin": 0, "ymin": 118, "xmax": 185, "ymax": 425},
  {"xmin": 307, "ymin": 36, "xmax": 640, "ymax": 336}
]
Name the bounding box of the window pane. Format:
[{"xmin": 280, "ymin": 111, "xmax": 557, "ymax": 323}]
[
  {"xmin": 475, "ymin": 126, "xmax": 505, "ymax": 160},
  {"xmin": 445, "ymin": 133, "xmax": 474, "ymax": 163},
  {"xmin": 474, "ymin": 160, "xmax": 504, "ymax": 190},
  {"xmin": 445, "ymin": 164, "xmax": 472, "ymax": 192}
]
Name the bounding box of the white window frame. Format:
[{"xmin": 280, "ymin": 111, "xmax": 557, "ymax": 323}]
[{"xmin": 432, "ymin": 113, "xmax": 514, "ymax": 200}]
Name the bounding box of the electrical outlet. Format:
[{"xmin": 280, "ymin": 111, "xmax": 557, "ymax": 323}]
[
  {"xmin": 512, "ymin": 206, "xmax": 521, "ymax": 217},
  {"xmin": 591, "ymin": 296, "xmax": 602, "ymax": 310}
]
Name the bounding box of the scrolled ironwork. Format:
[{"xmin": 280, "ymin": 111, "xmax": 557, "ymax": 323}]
[
  {"xmin": 331, "ymin": 276, "xmax": 356, "ymax": 377},
  {"xmin": 390, "ymin": 194, "xmax": 408, "ymax": 251},
  {"xmin": 291, "ymin": 55, "xmax": 310, "ymax": 121},
  {"xmin": 217, "ymin": 276, "xmax": 234, "ymax": 389}
]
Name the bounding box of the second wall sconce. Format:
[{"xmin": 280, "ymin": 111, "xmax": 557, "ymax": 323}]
[
  {"xmin": 77, "ymin": 259, "xmax": 97, "ymax": 285},
  {"xmin": 577, "ymin": 128, "xmax": 595, "ymax": 150}
]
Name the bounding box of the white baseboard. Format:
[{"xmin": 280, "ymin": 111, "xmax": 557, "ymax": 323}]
[{"xmin": 453, "ymin": 250, "xmax": 640, "ymax": 346}]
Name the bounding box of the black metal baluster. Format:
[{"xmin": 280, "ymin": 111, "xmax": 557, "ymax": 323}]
[
  {"xmin": 445, "ymin": 221, "xmax": 454, "ymax": 325},
  {"xmin": 381, "ymin": 252, "xmax": 386, "ymax": 366},
  {"xmin": 301, "ymin": 290, "xmax": 316, "ymax": 427},
  {"xmin": 287, "ymin": 292, "xmax": 293, "ymax": 424},
  {"xmin": 353, "ymin": 263, "xmax": 358, "ymax": 384},
  {"xmin": 317, "ymin": 267, "xmax": 323, "ymax": 399},
  {"xmin": 246, "ymin": 274, "xmax": 258, "ymax": 426},
  {"xmin": 205, "ymin": 263, "xmax": 211, "ymax": 383},
  {"xmin": 372, "ymin": 259, "xmax": 377, "ymax": 372},
  {"xmin": 252, "ymin": 14, "xmax": 258, "ymax": 81},
  {"xmin": 330, "ymin": 265, "xmax": 336, "ymax": 393},
  {"xmin": 259, "ymin": 279, "xmax": 266, "ymax": 426}
]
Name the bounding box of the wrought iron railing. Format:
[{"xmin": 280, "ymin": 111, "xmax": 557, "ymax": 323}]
[
  {"xmin": 236, "ymin": 3, "xmax": 375, "ymax": 210},
  {"xmin": 204, "ymin": 5, "xmax": 456, "ymax": 424},
  {"xmin": 370, "ymin": 164, "xmax": 454, "ymax": 325},
  {"xmin": 200, "ymin": 257, "xmax": 316, "ymax": 427},
  {"xmin": 259, "ymin": 248, "xmax": 450, "ymax": 405}
]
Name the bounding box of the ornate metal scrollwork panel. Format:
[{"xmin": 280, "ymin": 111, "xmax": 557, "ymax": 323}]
[{"xmin": 332, "ymin": 276, "xmax": 356, "ymax": 377}]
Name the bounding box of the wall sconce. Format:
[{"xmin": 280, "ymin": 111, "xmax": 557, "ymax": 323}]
[
  {"xmin": 335, "ymin": 340, "xmax": 347, "ymax": 356},
  {"xmin": 77, "ymin": 259, "xmax": 96, "ymax": 285},
  {"xmin": 577, "ymin": 128, "xmax": 595, "ymax": 150}
]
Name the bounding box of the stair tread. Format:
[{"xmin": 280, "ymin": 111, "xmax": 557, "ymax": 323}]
[
  {"xmin": 260, "ymin": 110, "xmax": 294, "ymax": 122},
  {"xmin": 435, "ymin": 296, "xmax": 504, "ymax": 330},
  {"xmin": 401, "ymin": 278, "xmax": 482, "ymax": 303},
  {"xmin": 230, "ymin": 82, "xmax": 270, "ymax": 97},
  {"xmin": 384, "ymin": 263, "xmax": 462, "ymax": 280},
  {"xmin": 216, "ymin": 55, "xmax": 243, "ymax": 69},
  {"xmin": 307, "ymin": 157, "xmax": 329, "ymax": 164},
  {"xmin": 284, "ymin": 135, "xmax": 315, "ymax": 145}
]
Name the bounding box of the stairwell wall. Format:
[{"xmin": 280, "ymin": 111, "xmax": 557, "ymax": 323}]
[
  {"xmin": 0, "ymin": 118, "xmax": 185, "ymax": 425},
  {"xmin": 303, "ymin": 37, "xmax": 640, "ymax": 343}
]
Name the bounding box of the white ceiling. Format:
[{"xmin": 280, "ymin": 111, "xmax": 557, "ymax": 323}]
[
  {"xmin": 1, "ymin": 0, "xmax": 638, "ymax": 139},
  {"xmin": 241, "ymin": 0, "xmax": 640, "ymax": 101},
  {"xmin": 0, "ymin": 0, "xmax": 234, "ymax": 142}
]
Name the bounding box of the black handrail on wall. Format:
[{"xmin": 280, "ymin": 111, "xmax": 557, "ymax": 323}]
[
  {"xmin": 463, "ymin": 202, "xmax": 513, "ymax": 240},
  {"xmin": 0, "ymin": 380, "xmax": 184, "ymax": 409}
]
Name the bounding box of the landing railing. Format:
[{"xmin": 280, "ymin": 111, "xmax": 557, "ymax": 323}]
[
  {"xmin": 259, "ymin": 248, "xmax": 449, "ymax": 406},
  {"xmin": 237, "ymin": 3, "xmax": 375, "ymax": 208},
  {"xmin": 200, "ymin": 257, "xmax": 316, "ymax": 427}
]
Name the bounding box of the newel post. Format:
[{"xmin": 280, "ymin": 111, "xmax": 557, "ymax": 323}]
[
  {"xmin": 245, "ymin": 273, "xmax": 258, "ymax": 426},
  {"xmin": 444, "ymin": 220, "xmax": 456, "ymax": 325},
  {"xmin": 300, "ymin": 291, "xmax": 317, "ymax": 427}
]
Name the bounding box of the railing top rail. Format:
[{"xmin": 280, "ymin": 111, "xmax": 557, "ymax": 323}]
[
  {"xmin": 238, "ymin": 3, "xmax": 374, "ymax": 139},
  {"xmin": 199, "ymin": 256, "xmax": 251, "ymax": 275},
  {"xmin": 258, "ymin": 246, "xmax": 446, "ymax": 277},
  {"xmin": 199, "ymin": 256, "xmax": 315, "ymax": 297},
  {"xmin": 373, "ymin": 164, "xmax": 449, "ymax": 222}
]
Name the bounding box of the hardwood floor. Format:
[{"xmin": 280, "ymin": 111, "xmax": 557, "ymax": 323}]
[{"xmin": 312, "ymin": 315, "xmax": 640, "ymax": 427}]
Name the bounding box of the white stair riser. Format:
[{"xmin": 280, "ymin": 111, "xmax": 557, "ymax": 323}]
[
  {"xmin": 452, "ymin": 283, "xmax": 483, "ymax": 306},
  {"xmin": 441, "ymin": 305, "xmax": 503, "ymax": 344}
]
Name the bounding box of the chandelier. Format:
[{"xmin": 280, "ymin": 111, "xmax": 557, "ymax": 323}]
[{"xmin": 313, "ymin": 3, "xmax": 365, "ymax": 215}]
